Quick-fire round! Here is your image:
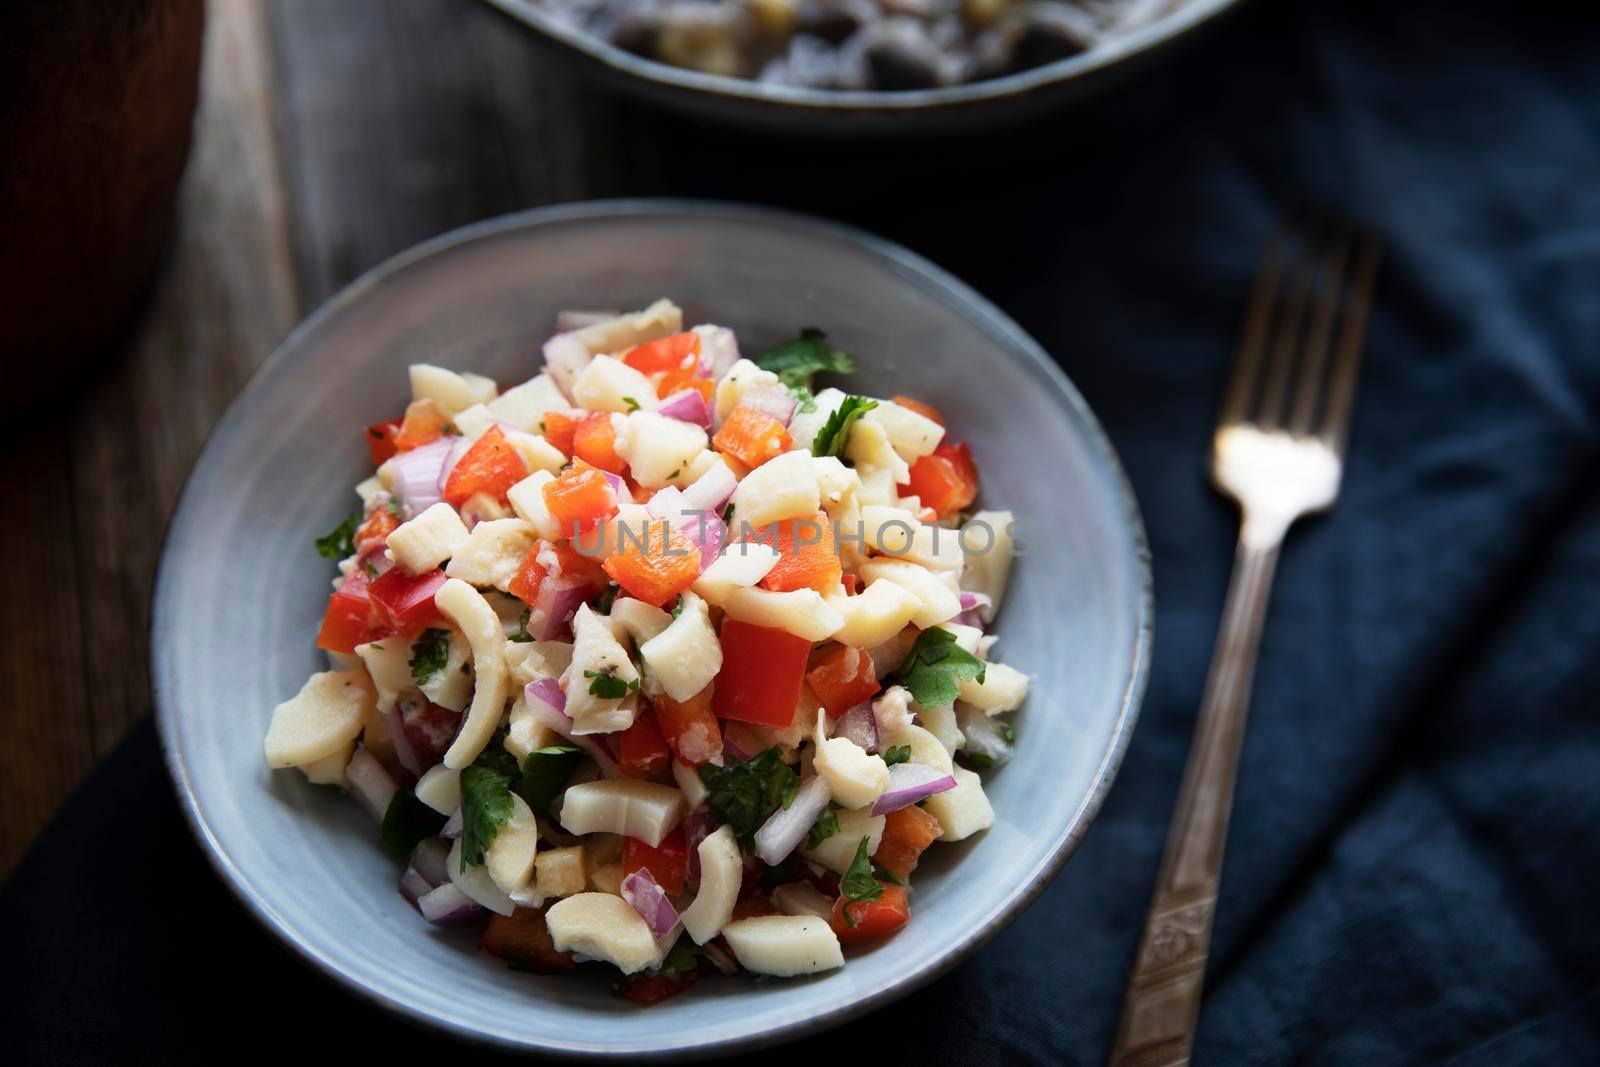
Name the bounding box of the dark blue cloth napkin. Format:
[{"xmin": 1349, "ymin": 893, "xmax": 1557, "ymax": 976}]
[{"xmin": 5, "ymin": 1, "xmax": 1597, "ymax": 1063}]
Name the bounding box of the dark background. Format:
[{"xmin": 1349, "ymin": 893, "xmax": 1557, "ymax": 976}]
[{"xmin": 3, "ymin": 1, "xmax": 1597, "ymax": 1063}]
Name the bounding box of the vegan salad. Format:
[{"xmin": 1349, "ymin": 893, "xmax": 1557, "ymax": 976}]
[{"xmin": 263, "ymin": 299, "xmax": 1027, "ymax": 1002}]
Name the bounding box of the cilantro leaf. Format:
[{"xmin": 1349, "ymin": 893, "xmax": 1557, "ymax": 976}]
[
  {"xmin": 788, "ymin": 384, "xmax": 818, "ymax": 414},
  {"xmin": 964, "ymin": 752, "xmax": 994, "ymax": 769},
  {"xmin": 519, "ymin": 745, "xmax": 582, "ymax": 819},
  {"xmin": 698, "ymin": 747, "xmax": 800, "ymax": 851},
  {"xmin": 891, "ymin": 627, "xmax": 987, "ymax": 709},
  {"xmin": 881, "ymin": 744, "xmax": 911, "ymax": 767},
  {"xmin": 509, "ymin": 607, "xmax": 534, "ymax": 643},
  {"xmin": 1001, "ymin": 723, "xmax": 1016, "ymax": 744},
  {"xmin": 315, "ymin": 513, "xmax": 360, "ymax": 560},
  {"xmin": 670, "ymin": 595, "xmax": 685, "ymax": 620},
  {"xmin": 872, "ymin": 862, "xmax": 908, "ymax": 887},
  {"xmin": 623, "ymin": 396, "xmax": 641, "ymax": 412},
  {"xmin": 458, "ymin": 762, "xmax": 516, "ymax": 870},
  {"xmin": 807, "ymin": 805, "xmax": 840, "ymax": 849},
  {"xmin": 585, "ymin": 668, "xmax": 638, "ymax": 700},
  {"xmin": 753, "ymin": 328, "xmax": 856, "ymax": 390},
  {"xmin": 409, "ymin": 629, "xmax": 452, "ymax": 686},
  {"xmin": 385, "ymin": 498, "xmax": 405, "ymax": 517},
  {"xmin": 659, "ymin": 939, "xmax": 701, "ymax": 978},
  {"xmin": 592, "ymin": 583, "xmax": 620, "ymax": 614},
  {"xmin": 380, "ymin": 789, "xmax": 447, "ymax": 862},
  {"xmin": 839, "ymin": 837, "xmax": 883, "ymax": 925},
  {"xmin": 811, "ymin": 395, "xmax": 877, "ymax": 459}
]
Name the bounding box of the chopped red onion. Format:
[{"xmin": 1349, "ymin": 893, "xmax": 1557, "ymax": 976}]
[
  {"xmin": 833, "ymin": 702, "xmax": 878, "ymax": 752},
  {"xmin": 754, "ymin": 775, "xmax": 832, "ymax": 866},
  {"xmin": 345, "ymin": 746, "xmax": 397, "ymax": 823},
  {"xmin": 388, "ymin": 436, "xmax": 455, "ymax": 514},
  {"xmin": 529, "ymin": 576, "xmax": 589, "ymax": 641},
  {"xmin": 657, "ymin": 389, "xmax": 712, "ymax": 429},
  {"xmin": 681, "ymin": 460, "xmax": 737, "ymax": 512},
  {"xmin": 772, "ymin": 881, "xmax": 835, "ymax": 920},
  {"xmin": 439, "ymin": 808, "xmax": 463, "ymax": 840},
  {"xmin": 954, "ymin": 591, "xmax": 994, "ymax": 628},
  {"xmin": 871, "ymin": 763, "xmax": 958, "ymax": 815},
  {"xmin": 436, "ymin": 435, "xmax": 471, "ymax": 494},
  {"xmin": 542, "ymin": 332, "xmax": 590, "ymax": 401},
  {"xmin": 742, "ymin": 386, "xmax": 797, "ymax": 426},
  {"xmin": 601, "ymin": 470, "xmax": 634, "ymax": 505},
  {"xmin": 957, "ymin": 704, "xmax": 1014, "ymax": 768},
  {"xmin": 686, "ymin": 810, "xmax": 716, "ymax": 884},
  {"xmin": 694, "ymin": 325, "xmax": 741, "ymax": 380},
  {"xmin": 399, "ymin": 867, "xmax": 434, "ymax": 907},
  {"xmin": 385, "ymin": 706, "xmax": 423, "ymax": 777},
  {"xmin": 409, "ymin": 837, "xmax": 451, "ymax": 887},
  {"xmin": 700, "ymin": 939, "xmax": 739, "ymax": 975},
  {"xmin": 524, "ymin": 679, "xmax": 622, "ymax": 778},
  {"xmin": 621, "ymin": 868, "xmax": 681, "ymax": 938},
  {"xmin": 555, "ymin": 309, "xmax": 620, "ymax": 333},
  {"xmin": 721, "ymin": 722, "xmax": 763, "ymax": 763},
  {"xmin": 417, "ymin": 883, "xmax": 484, "ymax": 925}
]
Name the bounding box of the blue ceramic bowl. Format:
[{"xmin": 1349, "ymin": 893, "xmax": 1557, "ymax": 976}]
[{"xmin": 152, "ymin": 201, "xmax": 1150, "ymax": 1058}]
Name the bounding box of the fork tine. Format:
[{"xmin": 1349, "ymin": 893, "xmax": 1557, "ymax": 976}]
[
  {"xmin": 1318, "ymin": 231, "xmax": 1382, "ymax": 454},
  {"xmin": 1286, "ymin": 226, "xmax": 1353, "ymax": 436},
  {"xmin": 1219, "ymin": 221, "xmax": 1290, "ymax": 426},
  {"xmin": 1255, "ymin": 214, "xmax": 1322, "ymax": 429}
]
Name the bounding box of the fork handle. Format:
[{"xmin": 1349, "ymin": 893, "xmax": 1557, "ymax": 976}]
[{"xmin": 1109, "ymin": 537, "xmax": 1282, "ymax": 1067}]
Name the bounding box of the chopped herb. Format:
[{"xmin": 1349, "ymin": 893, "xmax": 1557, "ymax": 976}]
[
  {"xmin": 698, "ymin": 747, "xmax": 800, "ymax": 851},
  {"xmin": 518, "ymin": 745, "xmax": 582, "ymax": 819},
  {"xmin": 364, "ymin": 561, "xmax": 378, "ymax": 577},
  {"xmin": 441, "ymin": 422, "xmax": 458, "ymax": 435},
  {"xmin": 670, "ymin": 595, "xmax": 685, "ymax": 620},
  {"xmin": 509, "ymin": 607, "xmax": 534, "ymax": 643},
  {"xmin": 839, "ymin": 837, "xmax": 883, "ymax": 925},
  {"xmin": 722, "ymin": 502, "xmax": 735, "ymax": 523},
  {"xmin": 891, "ymin": 627, "xmax": 987, "ymax": 709},
  {"xmin": 369, "ymin": 642, "xmax": 385, "ymax": 650},
  {"xmin": 623, "ymin": 396, "xmax": 641, "ymax": 412},
  {"xmin": 872, "ymin": 862, "xmax": 908, "ymax": 887},
  {"xmin": 811, "ymin": 396, "xmax": 878, "ymax": 459},
  {"xmin": 667, "ymin": 468, "xmax": 681, "ymax": 480},
  {"xmin": 592, "ymin": 583, "xmax": 620, "ymax": 614},
  {"xmin": 807, "ymin": 805, "xmax": 840, "ymax": 849},
  {"xmin": 314, "ymin": 513, "xmax": 360, "ymax": 560},
  {"xmin": 409, "ymin": 629, "xmax": 452, "ymax": 685},
  {"xmin": 385, "ymin": 498, "xmax": 405, "ymax": 517},
  {"xmin": 881, "ymin": 744, "xmax": 912, "ymax": 767},
  {"xmin": 1001, "ymin": 723, "xmax": 1016, "ymax": 744},
  {"xmin": 788, "ymin": 384, "xmax": 818, "ymax": 414},
  {"xmin": 538, "ymin": 419, "xmax": 546, "ymax": 434},
  {"xmin": 380, "ymin": 789, "xmax": 447, "ymax": 862},
  {"xmin": 753, "ymin": 328, "xmax": 856, "ymax": 391},
  {"xmin": 964, "ymin": 752, "xmax": 994, "ymax": 769},
  {"xmin": 659, "ymin": 939, "xmax": 701, "ymax": 978},
  {"xmin": 585, "ymin": 668, "xmax": 638, "ymax": 700},
  {"xmin": 458, "ymin": 762, "xmax": 516, "ymax": 870}
]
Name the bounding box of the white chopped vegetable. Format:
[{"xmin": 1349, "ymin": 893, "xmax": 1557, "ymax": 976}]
[
  {"xmin": 487, "ymin": 372, "xmax": 567, "ymax": 432},
  {"xmin": 957, "ymin": 660, "xmax": 1030, "ymax": 713},
  {"xmin": 505, "ymin": 469, "xmax": 563, "ymax": 541},
  {"xmin": 573, "ymin": 356, "xmax": 659, "ymax": 413},
  {"xmin": 939, "ymin": 622, "xmax": 983, "ymax": 653},
  {"xmin": 501, "ymin": 429, "xmax": 568, "ymax": 474},
  {"xmin": 857, "ymin": 558, "xmax": 962, "ymax": 628},
  {"xmin": 414, "ymin": 764, "xmax": 462, "ymax": 815},
  {"xmin": 446, "ymin": 836, "xmax": 516, "ymax": 916},
  {"xmin": 504, "ymin": 638, "xmax": 574, "ymax": 690},
  {"xmin": 298, "ymin": 741, "xmax": 353, "ymax": 785},
  {"xmin": 881, "ymin": 722, "xmax": 953, "ymax": 774},
  {"xmin": 845, "ymin": 418, "xmax": 909, "ymax": 484},
  {"xmin": 559, "ymin": 779, "xmax": 684, "ymax": 847},
  {"xmin": 855, "ymin": 463, "xmax": 899, "ymax": 506},
  {"xmin": 692, "ymin": 541, "xmax": 780, "ymax": 606},
  {"xmin": 532, "ymin": 845, "xmax": 587, "ymax": 904},
  {"xmin": 772, "ymin": 881, "xmax": 835, "ymax": 920},
  {"xmin": 859, "ymin": 504, "xmax": 920, "ymax": 556},
  {"xmin": 608, "ymin": 597, "xmax": 673, "ymax": 646},
  {"xmin": 801, "ymin": 806, "xmax": 885, "ymax": 873},
  {"xmin": 561, "ymin": 603, "xmax": 642, "ymax": 734},
  {"xmin": 355, "ymin": 637, "xmax": 411, "ymax": 717},
  {"xmin": 788, "ymin": 388, "xmax": 846, "ymax": 451},
  {"xmin": 721, "ymin": 916, "xmax": 844, "ymax": 976},
  {"xmin": 486, "ymin": 793, "xmax": 539, "ymax": 894},
  {"xmin": 723, "ymin": 586, "xmax": 844, "ymax": 642},
  {"xmin": 504, "ymin": 697, "xmax": 560, "ymax": 762},
  {"xmin": 616, "ymin": 411, "xmax": 708, "ymax": 489},
  {"xmin": 386, "ymin": 501, "xmax": 470, "ymax": 575},
  {"xmin": 811, "ymin": 710, "xmax": 889, "ymax": 809},
  {"xmin": 863, "ymin": 398, "xmax": 945, "ymax": 460},
  {"xmin": 960, "ymin": 509, "xmax": 1015, "ymax": 621},
  {"xmin": 418, "ymin": 628, "xmax": 472, "ymax": 713},
  {"xmin": 728, "ymin": 449, "xmax": 820, "ymax": 527},
  {"xmin": 921, "ymin": 765, "xmax": 994, "ymax": 841},
  {"xmin": 409, "ymin": 364, "xmax": 496, "ymax": 416},
  {"xmin": 680, "ymin": 824, "xmax": 740, "ymax": 944},
  {"xmin": 264, "ymin": 670, "xmax": 374, "ymax": 769},
  {"xmin": 544, "ymin": 299, "xmax": 682, "ymax": 397},
  {"xmin": 638, "ymin": 591, "xmax": 722, "ymax": 701},
  {"xmin": 825, "ymin": 578, "xmax": 921, "ymax": 648},
  {"xmin": 916, "ymin": 701, "xmax": 965, "ymax": 754},
  {"xmin": 544, "ymin": 892, "xmax": 665, "ymax": 975},
  {"xmin": 901, "ymin": 522, "xmax": 965, "ymax": 573},
  {"xmin": 713, "ymin": 359, "xmax": 784, "ymax": 426},
  {"xmin": 671, "ymin": 759, "xmax": 708, "ymax": 809},
  {"xmin": 435, "ymin": 579, "xmax": 509, "ymax": 770}
]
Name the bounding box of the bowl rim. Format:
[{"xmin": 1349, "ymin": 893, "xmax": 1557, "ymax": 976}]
[
  {"xmin": 151, "ymin": 199, "xmax": 1152, "ymax": 1059},
  {"xmin": 482, "ymin": 0, "xmax": 1239, "ymax": 114}
]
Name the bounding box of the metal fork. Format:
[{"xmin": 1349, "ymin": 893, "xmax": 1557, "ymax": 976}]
[{"xmin": 1109, "ymin": 218, "xmax": 1381, "ymax": 1067}]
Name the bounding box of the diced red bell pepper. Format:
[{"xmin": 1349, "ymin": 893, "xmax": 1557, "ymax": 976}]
[
  {"xmin": 618, "ymin": 709, "xmax": 671, "ymax": 779},
  {"xmin": 805, "ymin": 644, "xmax": 880, "ymax": 717},
  {"xmin": 508, "ymin": 549, "xmax": 548, "ymax": 608},
  {"xmin": 602, "ymin": 521, "xmax": 700, "ymax": 607},
  {"xmin": 572, "ymin": 411, "xmax": 627, "ymax": 474},
  {"xmin": 441, "ymin": 424, "xmax": 528, "ymax": 507},
  {"xmin": 542, "ymin": 463, "xmax": 618, "ymax": 532},
  {"xmin": 549, "ymin": 539, "xmax": 612, "ymax": 592},
  {"xmin": 713, "ymin": 404, "xmax": 792, "ymax": 470},
  {"xmin": 541, "ymin": 410, "xmax": 581, "ymax": 457},
  {"xmin": 752, "ymin": 511, "xmax": 842, "ymax": 594},
  {"xmin": 354, "ymin": 507, "xmax": 399, "ymax": 556},
  {"xmin": 712, "ymin": 620, "xmax": 811, "ymax": 728},
  {"xmin": 904, "ymin": 441, "xmax": 980, "ymax": 518},
  {"xmin": 480, "ymin": 906, "xmax": 576, "ymax": 973},
  {"xmin": 394, "ymin": 692, "xmax": 461, "ymax": 769},
  {"xmin": 830, "ymin": 883, "xmax": 910, "ymax": 943},
  {"xmin": 392, "ymin": 398, "xmax": 450, "ymax": 452},
  {"xmin": 366, "ymin": 566, "xmax": 448, "ymax": 637},
  {"xmin": 623, "ymin": 331, "xmax": 700, "ymax": 375},
  {"xmin": 622, "ymin": 826, "xmax": 688, "ymax": 897},
  {"xmin": 365, "ymin": 418, "xmax": 403, "ymax": 465},
  {"xmin": 656, "ymin": 369, "xmax": 714, "ymax": 403},
  {"xmin": 315, "ymin": 569, "xmax": 391, "ymax": 654},
  {"xmin": 653, "ymin": 687, "xmax": 722, "ymax": 766},
  {"xmin": 872, "ymin": 804, "xmax": 943, "ymax": 879}
]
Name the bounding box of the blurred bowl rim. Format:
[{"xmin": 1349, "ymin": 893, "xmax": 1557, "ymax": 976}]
[{"xmin": 483, "ymin": 0, "xmax": 1240, "ymax": 114}]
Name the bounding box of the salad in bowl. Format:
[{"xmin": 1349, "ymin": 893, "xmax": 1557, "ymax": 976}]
[{"xmin": 262, "ymin": 298, "xmax": 1027, "ymax": 1002}]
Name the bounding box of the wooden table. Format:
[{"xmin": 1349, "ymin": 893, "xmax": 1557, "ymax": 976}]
[{"xmin": 0, "ymin": 0, "xmax": 690, "ymax": 875}]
